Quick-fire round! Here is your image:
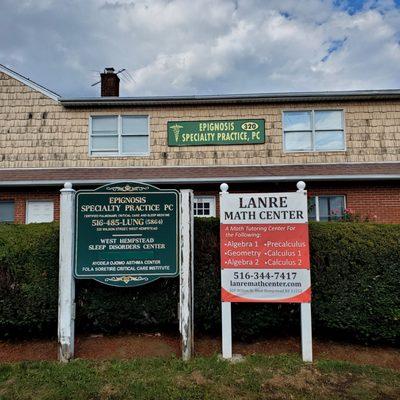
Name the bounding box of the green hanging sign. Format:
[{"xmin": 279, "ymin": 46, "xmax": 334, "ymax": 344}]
[
  {"xmin": 168, "ymin": 119, "xmax": 265, "ymax": 146},
  {"xmin": 74, "ymin": 182, "xmax": 179, "ymax": 287}
]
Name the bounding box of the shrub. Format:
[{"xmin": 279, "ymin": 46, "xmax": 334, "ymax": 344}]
[
  {"xmin": 0, "ymin": 223, "xmax": 179, "ymax": 337},
  {"xmin": 0, "ymin": 220, "xmax": 399, "ymax": 344},
  {"xmin": 0, "ymin": 223, "xmax": 59, "ymax": 337},
  {"xmin": 310, "ymin": 222, "xmax": 400, "ymax": 343}
]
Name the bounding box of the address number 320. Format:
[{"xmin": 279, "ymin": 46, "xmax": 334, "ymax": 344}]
[{"xmin": 241, "ymin": 122, "xmax": 259, "ymax": 131}]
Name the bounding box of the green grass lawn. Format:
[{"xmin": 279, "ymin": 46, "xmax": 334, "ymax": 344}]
[{"xmin": 0, "ymin": 354, "xmax": 399, "ymax": 400}]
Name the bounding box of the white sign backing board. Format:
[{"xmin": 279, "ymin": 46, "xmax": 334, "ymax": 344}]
[
  {"xmin": 219, "ymin": 183, "xmax": 313, "ymax": 362},
  {"xmin": 220, "ymin": 191, "xmax": 311, "ymax": 303}
]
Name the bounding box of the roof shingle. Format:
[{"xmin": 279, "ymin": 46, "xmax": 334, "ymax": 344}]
[{"xmin": 0, "ymin": 163, "xmax": 399, "ymax": 186}]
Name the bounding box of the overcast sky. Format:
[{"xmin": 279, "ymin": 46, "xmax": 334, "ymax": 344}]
[{"xmin": 1, "ymin": 0, "xmax": 400, "ymax": 97}]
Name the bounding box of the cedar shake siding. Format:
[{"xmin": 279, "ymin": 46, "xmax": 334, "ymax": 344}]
[{"xmin": 1, "ymin": 71, "xmax": 400, "ymax": 169}]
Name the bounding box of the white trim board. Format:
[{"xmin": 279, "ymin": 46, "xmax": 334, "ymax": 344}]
[
  {"xmin": 0, "ymin": 64, "xmax": 60, "ymax": 101},
  {"xmin": 0, "ymin": 174, "xmax": 399, "ymax": 187}
]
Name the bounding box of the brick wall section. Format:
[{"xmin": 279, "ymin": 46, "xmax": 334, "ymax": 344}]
[
  {"xmin": 194, "ymin": 181, "xmax": 400, "ymax": 223},
  {"xmin": 0, "ymin": 189, "xmax": 60, "ymax": 224},
  {"xmin": 308, "ymin": 184, "xmax": 400, "ymax": 223},
  {"xmin": 2, "ymin": 182, "xmax": 398, "ymax": 224},
  {"xmin": 1, "ymin": 71, "xmax": 400, "ymax": 169}
]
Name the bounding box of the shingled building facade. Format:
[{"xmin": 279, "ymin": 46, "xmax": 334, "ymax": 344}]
[{"xmin": 0, "ymin": 64, "xmax": 399, "ymax": 224}]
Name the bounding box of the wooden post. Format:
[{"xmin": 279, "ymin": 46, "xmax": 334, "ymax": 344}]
[
  {"xmin": 58, "ymin": 182, "xmax": 76, "ymax": 362},
  {"xmin": 297, "ymin": 180, "xmax": 313, "ymax": 362},
  {"xmin": 179, "ymin": 189, "xmax": 194, "ymax": 360},
  {"xmin": 220, "ymin": 183, "xmax": 233, "ymax": 359}
]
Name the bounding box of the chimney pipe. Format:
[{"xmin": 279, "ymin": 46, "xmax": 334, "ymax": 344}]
[{"xmin": 100, "ymin": 67, "xmax": 120, "ymax": 97}]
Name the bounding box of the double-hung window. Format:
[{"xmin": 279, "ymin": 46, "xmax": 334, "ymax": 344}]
[
  {"xmin": 90, "ymin": 115, "xmax": 149, "ymax": 156},
  {"xmin": 308, "ymin": 195, "xmax": 346, "ymax": 221},
  {"xmin": 283, "ymin": 110, "xmax": 345, "ymax": 152},
  {"xmin": 0, "ymin": 201, "xmax": 15, "ymax": 223}
]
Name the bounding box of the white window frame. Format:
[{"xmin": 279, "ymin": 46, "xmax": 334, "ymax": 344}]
[
  {"xmin": 0, "ymin": 200, "xmax": 15, "ymax": 223},
  {"xmin": 89, "ymin": 115, "xmax": 150, "ymax": 157},
  {"xmin": 26, "ymin": 200, "xmax": 55, "ymax": 224},
  {"xmin": 282, "ymin": 109, "xmax": 346, "ymax": 153},
  {"xmin": 193, "ymin": 196, "xmax": 216, "ymax": 218},
  {"xmin": 310, "ymin": 195, "xmax": 346, "ymax": 221}
]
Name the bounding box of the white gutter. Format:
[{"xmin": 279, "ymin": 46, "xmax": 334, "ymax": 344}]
[
  {"xmin": 0, "ymin": 174, "xmax": 399, "ymax": 187},
  {"xmin": 60, "ymin": 89, "xmax": 400, "ymax": 107}
]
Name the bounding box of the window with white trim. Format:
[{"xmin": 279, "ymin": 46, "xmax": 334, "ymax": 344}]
[
  {"xmin": 0, "ymin": 201, "xmax": 15, "ymax": 223},
  {"xmin": 90, "ymin": 115, "xmax": 149, "ymax": 156},
  {"xmin": 193, "ymin": 196, "xmax": 216, "ymax": 217},
  {"xmin": 26, "ymin": 201, "xmax": 54, "ymax": 224},
  {"xmin": 283, "ymin": 110, "xmax": 345, "ymax": 152},
  {"xmin": 308, "ymin": 195, "xmax": 346, "ymax": 221}
]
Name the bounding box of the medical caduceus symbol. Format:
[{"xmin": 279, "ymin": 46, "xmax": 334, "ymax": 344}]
[{"xmin": 170, "ymin": 124, "xmax": 183, "ymax": 143}]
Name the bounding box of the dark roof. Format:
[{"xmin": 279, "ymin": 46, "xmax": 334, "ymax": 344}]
[
  {"xmin": 60, "ymin": 89, "xmax": 400, "ymax": 107},
  {"xmin": 0, "ymin": 163, "xmax": 398, "ymax": 187},
  {"xmin": 0, "ymin": 63, "xmax": 60, "ymax": 100}
]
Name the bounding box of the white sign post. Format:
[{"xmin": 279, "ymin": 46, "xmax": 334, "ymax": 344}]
[
  {"xmin": 297, "ymin": 181, "xmax": 313, "ymax": 363},
  {"xmin": 220, "ymin": 181, "xmax": 312, "ymax": 362},
  {"xmin": 179, "ymin": 189, "xmax": 195, "ymax": 360},
  {"xmin": 58, "ymin": 182, "xmax": 76, "ymax": 362},
  {"xmin": 220, "ymin": 184, "xmax": 233, "ymax": 359}
]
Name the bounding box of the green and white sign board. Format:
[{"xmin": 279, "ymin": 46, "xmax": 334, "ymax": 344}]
[
  {"xmin": 74, "ymin": 182, "xmax": 179, "ymax": 287},
  {"xmin": 168, "ymin": 119, "xmax": 265, "ymax": 146}
]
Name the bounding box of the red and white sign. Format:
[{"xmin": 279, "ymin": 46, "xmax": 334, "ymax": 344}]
[{"xmin": 220, "ymin": 192, "xmax": 311, "ymax": 303}]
